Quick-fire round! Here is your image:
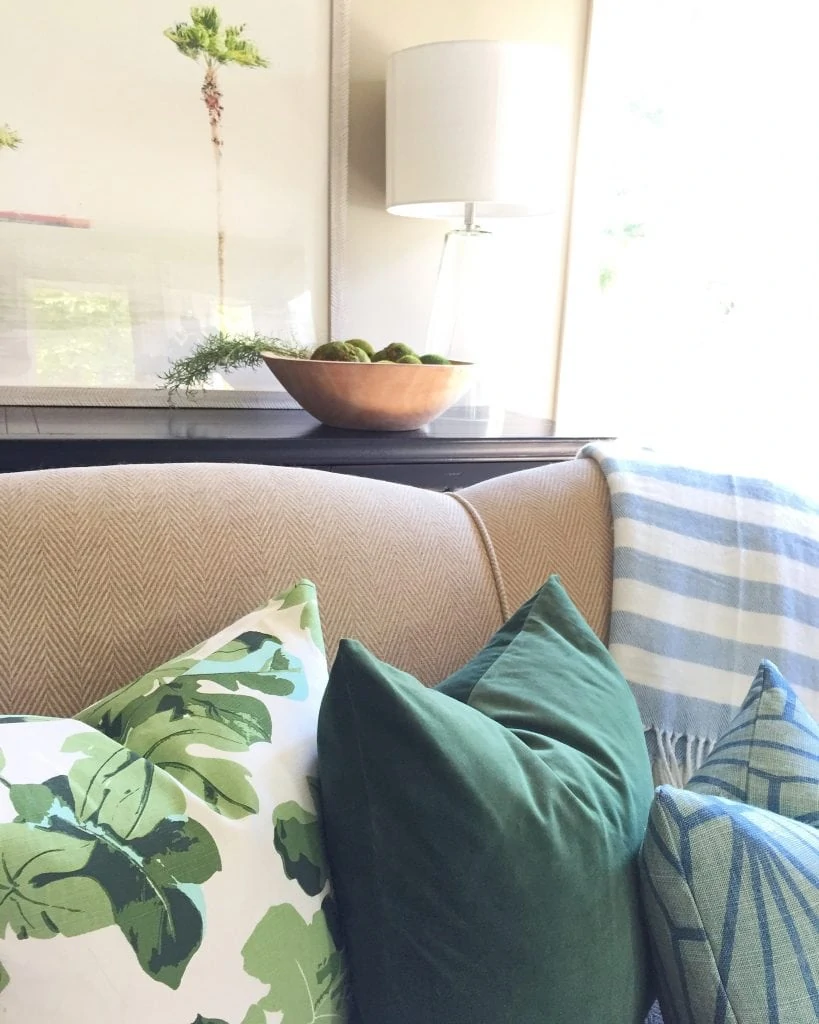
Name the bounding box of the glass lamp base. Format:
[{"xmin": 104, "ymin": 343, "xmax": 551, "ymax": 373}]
[{"xmin": 425, "ymin": 226, "xmax": 509, "ymax": 431}]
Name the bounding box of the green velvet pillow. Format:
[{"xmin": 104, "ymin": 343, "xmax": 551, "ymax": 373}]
[{"xmin": 317, "ymin": 575, "xmax": 654, "ymax": 1024}]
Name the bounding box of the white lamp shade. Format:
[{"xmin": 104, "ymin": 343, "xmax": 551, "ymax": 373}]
[{"xmin": 386, "ymin": 40, "xmax": 561, "ymax": 219}]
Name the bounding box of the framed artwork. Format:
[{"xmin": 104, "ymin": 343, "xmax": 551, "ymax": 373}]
[{"xmin": 0, "ymin": 0, "xmax": 349, "ymax": 406}]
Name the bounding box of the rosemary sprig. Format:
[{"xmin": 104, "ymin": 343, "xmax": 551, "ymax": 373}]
[{"xmin": 159, "ymin": 331, "xmax": 310, "ymax": 397}]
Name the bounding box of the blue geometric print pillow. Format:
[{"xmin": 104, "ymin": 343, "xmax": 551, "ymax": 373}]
[
  {"xmin": 688, "ymin": 660, "xmax": 819, "ymax": 825},
  {"xmin": 640, "ymin": 786, "xmax": 819, "ymax": 1024},
  {"xmin": 640, "ymin": 661, "xmax": 819, "ymax": 1023}
]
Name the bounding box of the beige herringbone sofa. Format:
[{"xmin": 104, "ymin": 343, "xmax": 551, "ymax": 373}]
[{"xmin": 0, "ymin": 459, "xmax": 612, "ymax": 717}]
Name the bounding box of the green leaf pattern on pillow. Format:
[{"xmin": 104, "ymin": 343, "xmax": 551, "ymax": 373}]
[
  {"xmin": 274, "ymin": 583, "xmax": 326, "ymax": 654},
  {"xmin": 0, "ymin": 730, "xmax": 220, "ymax": 989},
  {"xmin": 0, "ymin": 581, "xmax": 348, "ymax": 1023},
  {"xmin": 79, "ymin": 633, "xmax": 309, "ymax": 820},
  {"xmin": 273, "ymin": 797, "xmax": 329, "ymax": 897},
  {"xmin": 241, "ymin": 899, "xmax": 346, "ymax": 1024},
  {"xmin": 194, "ymin": 796, "xmax": 347, "ymax": 1023}
]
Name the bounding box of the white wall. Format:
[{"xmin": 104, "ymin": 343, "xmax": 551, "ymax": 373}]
[{"xmin": 341, "ymin": 0, "xmax": 589, "ymax": 420}]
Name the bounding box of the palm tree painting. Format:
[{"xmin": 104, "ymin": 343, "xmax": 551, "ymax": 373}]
[
  {"xmin": 165, "ymin": 7, "xmax": 268, "ymax": 318},
  {"xmin": 0, "ymin": 124, "xmax": 21, "ymax": 151}
]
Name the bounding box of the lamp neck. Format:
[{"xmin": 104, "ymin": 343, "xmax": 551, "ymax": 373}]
[{"xmin": 455, "ymin": 202, "xmax": 491, "ymax": 239}]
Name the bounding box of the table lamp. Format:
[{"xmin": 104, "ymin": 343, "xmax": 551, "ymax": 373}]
[{"xmin": 386, "ymin": 40, "xmax": 557, "ymax": 422}]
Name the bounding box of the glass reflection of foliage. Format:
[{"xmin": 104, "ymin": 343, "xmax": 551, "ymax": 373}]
[
  {"xmin": 0, "ymin": 124, "xmax": 21, "ymax": 150},
  {"xmin": 31, "ymin": 287, "xmax": 134, "ymax": 387}
]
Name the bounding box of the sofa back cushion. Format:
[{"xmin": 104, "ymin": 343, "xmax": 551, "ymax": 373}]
[{"xmin": 0, "ymin": 459, "xmax": 612, "ymax": 717}]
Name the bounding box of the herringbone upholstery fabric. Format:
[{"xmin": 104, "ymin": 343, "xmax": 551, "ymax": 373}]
[
  {"xmin": 0, "ymin": 463, "xmax": 501, "ymax": 716},
  {"xmin": 0, "ymin": 458, "xmax": 613, "ymax": 718},
  {"xmin": 459, "ymin": 459, "xmax": 613, "ymax": 642}
]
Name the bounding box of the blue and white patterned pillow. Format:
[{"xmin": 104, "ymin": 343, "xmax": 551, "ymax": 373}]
[
  {"xmin": 688, "ymin": 660, "xmax": 819, "ymax": 823},
  {"xmin": 640, "ymin": 660, "xmax": 819, "ymax": 1023},
  {"xmin": 640, "ymin": 786, "xmax": 819, "ymax": 1023}
]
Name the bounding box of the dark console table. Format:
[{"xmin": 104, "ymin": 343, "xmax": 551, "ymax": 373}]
[{"xmin": 0, "ymin": 404, "xmax": 597, "ymax": 490}]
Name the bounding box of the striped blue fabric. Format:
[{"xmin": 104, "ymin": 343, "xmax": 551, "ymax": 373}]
[{"xmin": 581, "ymin": 443, "xmax": 819, "ymax": 783}]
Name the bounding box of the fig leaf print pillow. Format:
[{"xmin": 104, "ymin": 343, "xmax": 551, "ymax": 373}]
[{"xmin": 0, "ymin": 580, "xmax": 347, "ymax": 1024}]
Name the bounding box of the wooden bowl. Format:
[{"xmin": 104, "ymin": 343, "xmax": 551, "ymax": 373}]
[{"xmin": 262, "ymin": 354, "xmax": 475, "ymax": 431}]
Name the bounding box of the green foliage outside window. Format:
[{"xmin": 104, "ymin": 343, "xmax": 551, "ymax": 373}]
[{"xmin": 31, "ymin": 288, "xmax": 134, "ymax": 387}]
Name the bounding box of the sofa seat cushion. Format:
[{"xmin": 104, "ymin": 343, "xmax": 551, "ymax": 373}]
[
  {"xmin": 318, "ymin": 575, "xmax": 654, "ymax": 1024},
  {"xmin": 0, "ymin": 581, "xmax": 347, "ymax": 1023}
]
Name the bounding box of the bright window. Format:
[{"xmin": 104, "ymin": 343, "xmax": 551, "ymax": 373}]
[{"xmin": 556, "ymin": 0, "xmax": 819, "ymax": 445}]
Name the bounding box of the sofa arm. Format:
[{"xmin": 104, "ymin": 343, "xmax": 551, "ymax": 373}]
[{"xmin": 457, "ymin": 459, "xmax": 613, "ymax": 642}]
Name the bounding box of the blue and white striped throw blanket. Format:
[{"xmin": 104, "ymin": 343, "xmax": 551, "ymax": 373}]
[{"xmin": 580, "ymin": 442, "xmax": 819, "ymax": 785}]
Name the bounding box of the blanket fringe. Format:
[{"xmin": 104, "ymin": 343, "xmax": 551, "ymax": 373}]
[{"xmin": 646, "ymin": 728, "xmax": 717, "ymax": 788}]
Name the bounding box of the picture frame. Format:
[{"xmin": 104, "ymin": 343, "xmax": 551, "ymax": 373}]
[{"xmin": 0, "ymin": 0, "xmax": 350, "ymax": 408}]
